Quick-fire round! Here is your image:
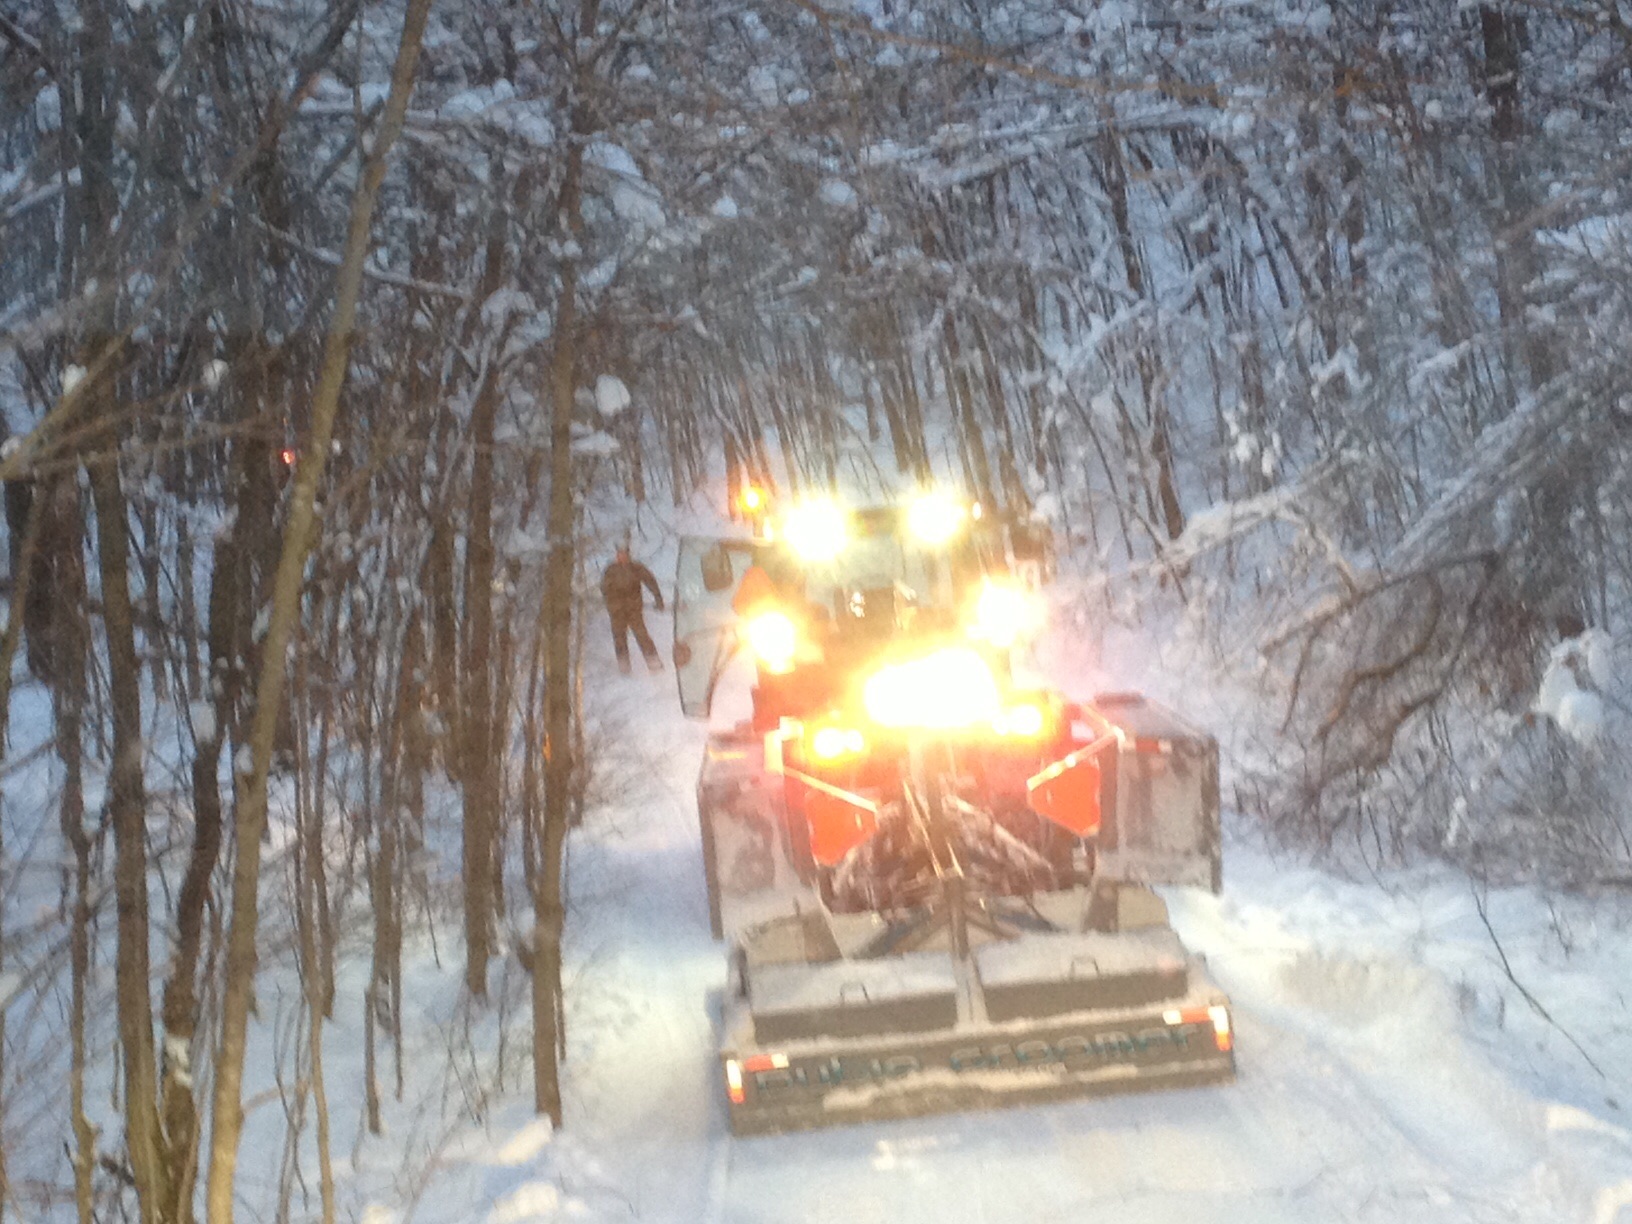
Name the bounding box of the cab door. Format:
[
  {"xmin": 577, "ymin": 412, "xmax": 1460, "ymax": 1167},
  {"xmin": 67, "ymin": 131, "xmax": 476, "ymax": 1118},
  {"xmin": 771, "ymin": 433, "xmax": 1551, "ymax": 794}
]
[{"xmin": 673, "ymin": 535, "xmax": 757, "ymax": 719}]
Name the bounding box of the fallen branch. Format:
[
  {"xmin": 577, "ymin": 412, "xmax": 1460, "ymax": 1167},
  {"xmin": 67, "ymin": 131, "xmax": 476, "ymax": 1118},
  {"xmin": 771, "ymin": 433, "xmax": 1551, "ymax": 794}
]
[{"xmin": 1472, "ymin": 884, "xmax": 1606, "ymax": 1080}]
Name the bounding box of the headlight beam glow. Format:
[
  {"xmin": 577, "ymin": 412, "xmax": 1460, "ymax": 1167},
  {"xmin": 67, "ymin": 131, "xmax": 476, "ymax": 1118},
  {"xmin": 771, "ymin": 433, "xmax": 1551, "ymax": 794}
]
[
  {"xmin": 970, "ymin": 581, "xmax": 1039, "ymax": 649},
  {"xmin": 743, "ymin": 610, "xmax": 798, "ymax": 674},
  {"xmin": 862, "ymin": 648, "xmax": 1001, "ymax": 730},
  {"xmin": 907, "ymin": 493, "xmax": 966, "ymax": 546},
  {"xmin": 781, "ymin": 500, "xmax": 848, "ymax": 562}
]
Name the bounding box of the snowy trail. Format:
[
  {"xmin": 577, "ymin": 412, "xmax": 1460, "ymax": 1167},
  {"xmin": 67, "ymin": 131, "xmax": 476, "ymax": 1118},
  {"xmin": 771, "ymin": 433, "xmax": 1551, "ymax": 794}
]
[
  {"xmin": 556, "ymin": 669, "xmax": 732, "ymax": 1220},
  {"xmin": 506, "ymin": 662, "xmax": 1632, "ymax": 1224}
]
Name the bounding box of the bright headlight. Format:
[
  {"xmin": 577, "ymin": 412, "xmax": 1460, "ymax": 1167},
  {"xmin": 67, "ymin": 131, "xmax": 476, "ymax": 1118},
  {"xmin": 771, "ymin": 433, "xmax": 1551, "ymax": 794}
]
[
  {"xmin": 862, "ymin": 648, "xmax": 1001, "ymax": 730},
  {"xmin": 781, "ymin": 500, "xmax": 848, "ymax": 562},
  {"xmin": 743, "ymin": 610, "xmax": 798, "ymax": 674},
  {"xmin": 810, "ymin": 725, "xmax": 866, "ymax": 760},
  {"xmin": 907, "ymin": 493, "xmax": 965, "ymax": 546},
  {"xmin": 970, "ymin": 581, "xmax": 1038, "ymax": 649},
  {"xmin": 993, "ymin": 702, "xmax": 1047, "ymax": 738}
]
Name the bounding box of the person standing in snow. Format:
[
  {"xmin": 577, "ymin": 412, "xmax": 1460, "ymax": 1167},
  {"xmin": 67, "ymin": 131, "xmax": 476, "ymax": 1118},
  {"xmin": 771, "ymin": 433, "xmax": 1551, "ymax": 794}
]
[{"xmin": 601, "ymin": 545, "xmax": 665, "ymax": 674}]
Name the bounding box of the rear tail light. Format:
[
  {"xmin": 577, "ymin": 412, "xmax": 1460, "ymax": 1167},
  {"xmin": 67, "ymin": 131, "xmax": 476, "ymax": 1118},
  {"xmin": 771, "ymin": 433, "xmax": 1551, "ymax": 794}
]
[
  {"xmin": 725, "ymin": 1060, "xmax": 744, "ymax": 1104},
  {"xmin": 1164, "ymin": 1004, "xmax": 1234, "ymax": 1054},
  {"xmin": 1209, "ymin": 1005, "xmax": 1233, "ymax": 1053},
  {"xmin": 725, "ymin": 1053, "xmax": 789, "ymax": 1105}
]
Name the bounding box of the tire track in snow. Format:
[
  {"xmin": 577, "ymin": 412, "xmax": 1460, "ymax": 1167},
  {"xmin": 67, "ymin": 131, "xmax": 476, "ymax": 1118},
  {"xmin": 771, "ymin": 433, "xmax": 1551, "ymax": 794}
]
[
  {"xmin": 1167, "ymin": 887, "xmax": 1629, "ymax": 1224},
  {"xmin": 699, "ymin": 1127, "xmax": 733, "ymax": 1224}
]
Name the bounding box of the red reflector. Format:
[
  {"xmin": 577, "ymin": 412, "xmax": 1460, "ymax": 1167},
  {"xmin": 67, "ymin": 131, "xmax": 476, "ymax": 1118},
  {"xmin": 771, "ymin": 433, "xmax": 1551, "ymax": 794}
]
[
  {"xmin": 1027, "ymin": 746, "xmax": 1104, "ymax": 837},
  {"xmin": 1167, "ymin": 1004, "xmax": 1234, "ymax": 1052},
  {"xmin": 741, "ymin": 1053, "xmax": 788, "ymax": 1074},
  {"xmin": 786, "ymin": 774, "xmax": 878, "ymax": 866},
  {"xmin": 1164, "ymin": 1006, "xmax": 1211, "ymax": 1026},
  {"xmin": 805, "ymin": 789, "xmax": 878, "ymax": 865}
]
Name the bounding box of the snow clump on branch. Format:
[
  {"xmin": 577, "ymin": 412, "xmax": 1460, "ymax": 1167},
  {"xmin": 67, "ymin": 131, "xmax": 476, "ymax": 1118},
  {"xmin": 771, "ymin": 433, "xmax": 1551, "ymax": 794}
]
[
  {"xmin": 595, "ymin": 375, "xmax": 631, "ymax": 417},
  {"xmin": 1534, "ymin": 630, "xmax": 1615, "ymax": 749}
]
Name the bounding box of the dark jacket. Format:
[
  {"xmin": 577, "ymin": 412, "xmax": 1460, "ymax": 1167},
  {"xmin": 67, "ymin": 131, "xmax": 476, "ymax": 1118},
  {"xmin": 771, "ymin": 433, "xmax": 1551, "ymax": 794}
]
[{"xmin": 601, "ymin": 557, "xmax": 663, "ymax": 615}]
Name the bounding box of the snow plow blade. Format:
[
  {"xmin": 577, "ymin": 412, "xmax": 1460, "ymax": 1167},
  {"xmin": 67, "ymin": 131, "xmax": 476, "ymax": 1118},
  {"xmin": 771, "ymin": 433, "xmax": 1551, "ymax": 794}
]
[{"xmin": 718, "ymin": 915, "xmax": 1234, "ymax": 1136}]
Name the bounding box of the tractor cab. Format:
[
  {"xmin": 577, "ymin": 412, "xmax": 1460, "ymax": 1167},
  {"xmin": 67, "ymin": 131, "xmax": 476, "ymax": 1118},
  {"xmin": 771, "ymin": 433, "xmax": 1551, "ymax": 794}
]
[{"xmin": 673, "ymin": 494, "xmax": 1033, "ymax": 728}]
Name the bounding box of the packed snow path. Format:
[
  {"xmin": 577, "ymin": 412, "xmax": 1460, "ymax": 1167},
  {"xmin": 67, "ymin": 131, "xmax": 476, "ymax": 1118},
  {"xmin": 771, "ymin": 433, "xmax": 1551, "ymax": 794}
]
[{"xmin": 438, "ymin": 651, "xmax": 1632, "ymax": 1224}]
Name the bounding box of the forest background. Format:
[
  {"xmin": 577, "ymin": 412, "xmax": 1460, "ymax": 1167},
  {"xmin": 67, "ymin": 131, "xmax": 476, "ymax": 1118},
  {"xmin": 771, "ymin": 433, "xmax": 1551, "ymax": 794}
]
[{"xmin": 0, "ymin": 0, "xmax": 1629, "ymax": 1219}]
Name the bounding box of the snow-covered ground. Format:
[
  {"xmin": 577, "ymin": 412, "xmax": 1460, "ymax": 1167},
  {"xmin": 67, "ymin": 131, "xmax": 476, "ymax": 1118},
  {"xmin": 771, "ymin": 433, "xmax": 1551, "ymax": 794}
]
[
  {"xmin": 7, "ymin": 581, "xmax": 1626, "ymax": 1223},
  {"xmin": 342, "ymin": 610, "xmax": 1632, "ymax": 1224}
]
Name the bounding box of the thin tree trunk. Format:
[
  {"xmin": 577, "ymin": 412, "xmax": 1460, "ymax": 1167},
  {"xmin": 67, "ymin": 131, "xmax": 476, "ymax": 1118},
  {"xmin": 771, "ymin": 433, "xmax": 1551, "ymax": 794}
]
[
  {"xmin": 535, "ymin": 0, "xmax": 598, "ymax": 1123},
  {"xmin": 1479, "ymin": 5, "xmax": 1578, "ymax": 628},
  {"xmin": 0, "ymin": 465, "xmax": 50, "ymax": 1224},
  {"xmin": 310, "ymin": 707, "xmax": 337, "ymax": 1021},
  {"xmin": 53, "ymin": 484, "xmax": 96, "ymax": 1224},
  {"xmin": 68, "ymin": 0, "xmax": 172, "ymax": 1210},
  {"xmin": 535, "ymin": 209, "xmax": 580, "ymax": 1127},
  {"xmin": 971, "ymin": 320, "xmax": 1025, "ymax": 509},
  {"xmin": 5, "ymin": 478, "xmax": 97, "ymax": 1224},
  {"xmin": 0, "ymin": 728, "xmax": 4, "ymax": 1224},
  {"xmin": 0, "ymin": 799, "xmax": 3, "ymax": 1224},
  {"xmin": 293, "ymin": 681, "xmax": 335, "ymax": 1224},
  {"xmin": 1099, "ymin": 127, "xmax": 1185, "ymax": 542},
  {"xmin": 160, "ymin": 441, "xmax": 254, "ymax": 1224},
  {"xmin": 204, "ymin": 3, "xmax": 433, "ymax": 1215},
  {"xmin": 462, "ymin": 358, "xmax": 504, "ymax": 1001},
  {"xmin": 65, "ymin": 753, "xmax": 95, "ymax": 1224},
  {"xmin": 570, "ymin": 568, "xmax": 587, "ymax": 830},
  {"xmin": 460, "ymin": 186, "xmax": 512, "ymax": 998},
  {"xmin": 428, "ymin": 517, "xmax": 461, "ymax": 777},
  {"xmin": 1481, "ymin": 6, "xmax": 1553, "ymax": 389},
  {"xmin": 940, "ymin": 316, "xmax": 993, "ymax": 505},
  {"xmin": 364, "ymin": 595, "xmax": 398, "ymax": 1128},
  {"xmin": 493, "ymin": 601, "xmax": 519, "ymax": 891},
  {"xmin": 363, "ymin": 792, "xmax": 387, "ymax": 1135},
  {"xmin": 308, "ymin": 975, "xmax": 335, "ymax": 1224},
  {"xmin": 176, "ymin": 511, "xmax": 200, "ymax": 698},
  {"xmin": 888, "ymin": 312, "xmax": 930, "ymax": 481},
  {"xmin": 90, "ymin": 427, "xmax": 173, "ymax": 1222}
]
